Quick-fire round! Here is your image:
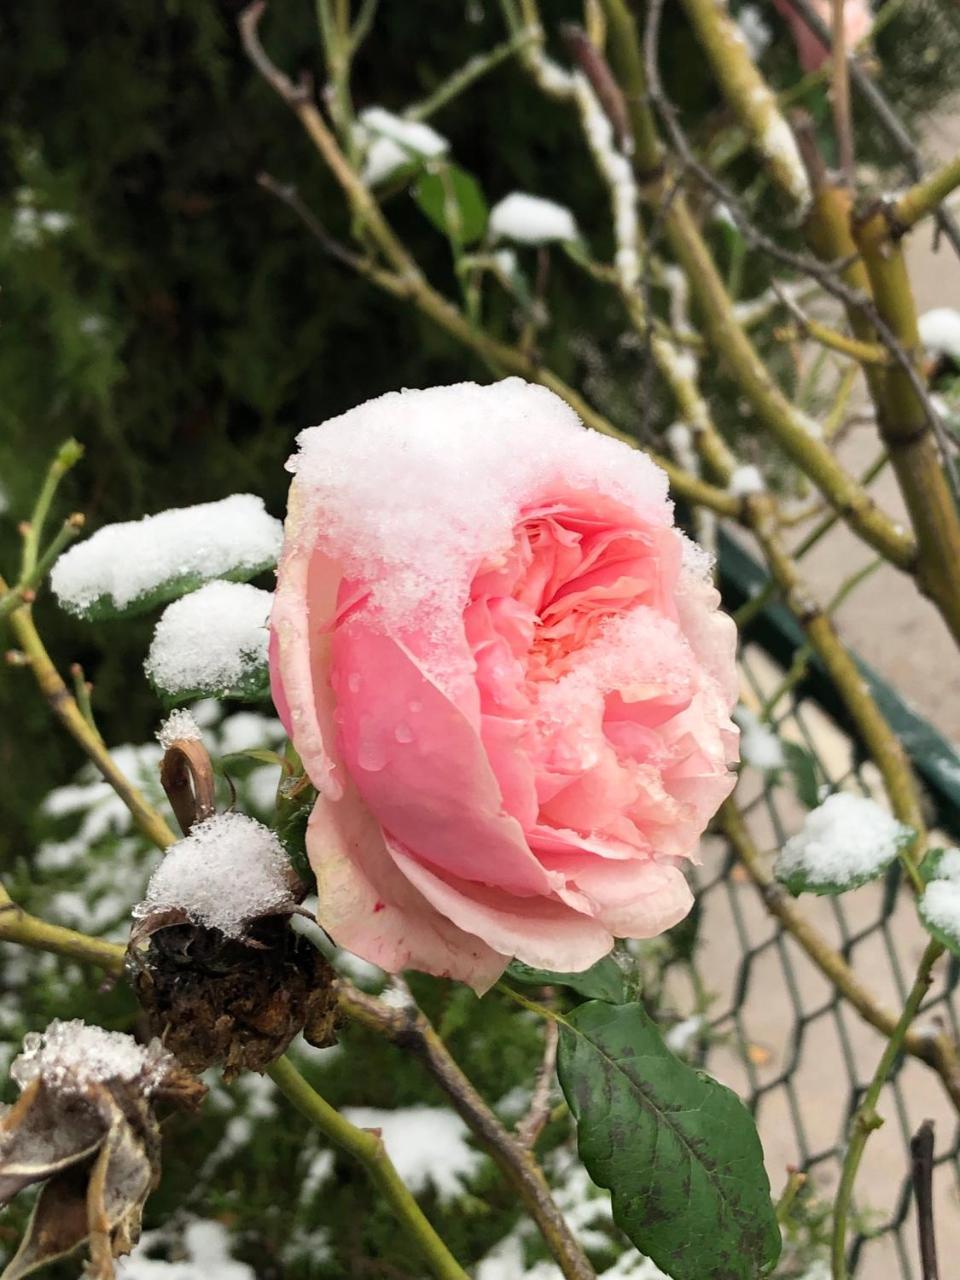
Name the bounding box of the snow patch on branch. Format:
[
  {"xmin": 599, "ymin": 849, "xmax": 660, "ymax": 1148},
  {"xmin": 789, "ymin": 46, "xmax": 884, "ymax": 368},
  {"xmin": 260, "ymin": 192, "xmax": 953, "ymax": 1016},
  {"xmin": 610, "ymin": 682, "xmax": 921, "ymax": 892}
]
[
  {"xmin": 489, "ymin": 193, "xmax": 579, "ymax": 245},
  {"xmin": 356, "ymin": 106, "xmax": 449, "ymax": 186}
]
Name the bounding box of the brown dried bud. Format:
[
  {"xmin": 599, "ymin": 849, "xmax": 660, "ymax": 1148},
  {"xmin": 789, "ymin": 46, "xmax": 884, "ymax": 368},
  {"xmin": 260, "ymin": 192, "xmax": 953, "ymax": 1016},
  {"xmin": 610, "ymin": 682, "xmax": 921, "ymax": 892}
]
[
  {"xmin": 159, "ymin": 737, "xmax": 216, "ymax": 836},
  {"xmin": 128, "ymin": 912, "xmax": 339, "ymax": 1081},
  {"xmin": 0, "ymin": 1020, "xmax": 204, "ymax": 1279}
]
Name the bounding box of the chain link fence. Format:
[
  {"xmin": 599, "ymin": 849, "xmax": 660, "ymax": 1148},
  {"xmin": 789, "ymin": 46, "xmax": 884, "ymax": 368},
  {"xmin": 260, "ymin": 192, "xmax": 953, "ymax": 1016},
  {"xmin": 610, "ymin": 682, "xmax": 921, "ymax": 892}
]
[{"xmin": 656, "ymin": 540, "xmax": 960, "ymax": 1278}]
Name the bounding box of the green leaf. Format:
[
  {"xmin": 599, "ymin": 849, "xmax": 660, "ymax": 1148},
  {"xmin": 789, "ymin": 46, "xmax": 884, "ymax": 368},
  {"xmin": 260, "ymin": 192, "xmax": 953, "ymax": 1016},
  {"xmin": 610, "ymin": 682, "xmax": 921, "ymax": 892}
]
[
  {"xmin": 149, "ymin": 658, "xmax": 271, "ymax": 709},
  {"xmin": 781, "ymin": 741, "xmax": 821, "ymax": 810},
  {"xmin": 220, "ymin": 748, "xmax": 288, "ymax": 770},
  {"xmin": 917, "ymin": 849, "xmax": 960, "ymax": 957},
  {"xmin": 415, "ymin": 165, "xmax": 488, "ymax": 246},
  {"xmin": 273, "ymin": 770, "xmax": 318, "ymax": 887},
  {"xmin": 507, "ymin": 956, "xmax": 625, "ymax": 1003},
  {"xmin": 71, "ymin": 560, "xmax": 277, "ymax": 622},
  {"xmin": 917, "ymin": 847, "xmax": 954, "ymax": 886},
  {"xmin": 557, "ymin": 1001, "xmax": 781, "ymax": 1280}
]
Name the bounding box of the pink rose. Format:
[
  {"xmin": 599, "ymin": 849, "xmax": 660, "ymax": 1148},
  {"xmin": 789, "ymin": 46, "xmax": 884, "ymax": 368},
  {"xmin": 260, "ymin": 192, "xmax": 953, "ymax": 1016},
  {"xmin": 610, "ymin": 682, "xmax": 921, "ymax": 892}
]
[
  {"xmin": 771, "ymin": 0, "xmax": 873, "ymax": 73},
  {"xmin": 270, "ymin": 381, "xmax": 738, "ymax": 991}
]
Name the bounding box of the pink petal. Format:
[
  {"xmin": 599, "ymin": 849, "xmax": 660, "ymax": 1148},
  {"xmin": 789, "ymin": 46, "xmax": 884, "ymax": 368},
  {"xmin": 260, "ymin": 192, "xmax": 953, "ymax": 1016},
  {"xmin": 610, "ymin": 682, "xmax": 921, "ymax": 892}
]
[
  {"xmin": 269, "ymin": 500, "xmax": 344, "ymax": 799},
  {"xmin": 546, "ymin": 852, "xmax": 694, "ymax": 938},
  {"xmin": 307, "ymin": 785, "xmax": 508, "ymax": 993},
  {"xmin": 332, "ymin": 623, "xmax": 555, "ymax": 896},
  {"xmin": 389, "ymin": 839, "xmax": 613, "ymax": 972}
]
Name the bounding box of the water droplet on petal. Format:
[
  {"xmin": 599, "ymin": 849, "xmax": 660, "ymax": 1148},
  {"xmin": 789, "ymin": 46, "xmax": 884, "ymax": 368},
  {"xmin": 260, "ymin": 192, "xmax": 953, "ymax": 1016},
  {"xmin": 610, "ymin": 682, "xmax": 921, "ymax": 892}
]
[
  {"xmin": 394, "ymin": 722, "xmax": 413, "ymax": 744},
  {"xmin": 348, "ymin": 672, "xmax": 362, "ymax": 694},
  {"xmin": 408, "ymin": 699, "xmax": 423, "ymax": 714},
  {"xmin": 357, "ymin": 715, "xmax": 386, "ymax": 771}
]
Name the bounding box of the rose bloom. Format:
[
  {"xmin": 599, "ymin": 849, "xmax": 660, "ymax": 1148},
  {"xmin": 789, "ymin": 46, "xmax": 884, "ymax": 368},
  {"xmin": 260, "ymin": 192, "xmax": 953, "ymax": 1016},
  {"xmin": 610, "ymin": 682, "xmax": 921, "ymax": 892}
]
[
  {"xmin": 270, "ymin": 381, "xmax": 738, "ymax": 991},
  {"xmin": 771, "ymin": 0, "xmax": 873, "ymax": 73}
]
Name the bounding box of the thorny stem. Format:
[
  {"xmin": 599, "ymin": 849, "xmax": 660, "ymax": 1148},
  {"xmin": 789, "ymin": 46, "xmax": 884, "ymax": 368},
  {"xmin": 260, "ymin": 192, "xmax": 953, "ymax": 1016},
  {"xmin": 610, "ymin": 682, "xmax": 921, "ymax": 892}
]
[
  {"xmin": 339, "ymin": 983, "xmax": 596, "ymax": 1280},
  {"xmin": 831, "ymin": 941, "xmax": 944, "ymax": 1280},
  {"xmin": 268, "ymin": 1057, "xmax": 471, "ymax": 1280}
]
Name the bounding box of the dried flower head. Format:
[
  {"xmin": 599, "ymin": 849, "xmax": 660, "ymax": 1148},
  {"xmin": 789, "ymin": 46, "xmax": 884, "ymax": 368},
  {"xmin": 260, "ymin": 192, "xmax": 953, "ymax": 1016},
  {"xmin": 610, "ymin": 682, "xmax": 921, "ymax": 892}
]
[{"xmin": 0, "ymin": 1020, "xmax": 204, "ymax": 1280}]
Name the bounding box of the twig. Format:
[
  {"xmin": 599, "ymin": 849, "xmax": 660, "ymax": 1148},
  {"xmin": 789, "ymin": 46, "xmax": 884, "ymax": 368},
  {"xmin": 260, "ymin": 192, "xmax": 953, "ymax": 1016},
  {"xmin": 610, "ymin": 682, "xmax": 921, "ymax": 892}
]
[
  {"xmin": 832, "ymin": 941, "xmax": 944, "ymax": 1280},
  {"xmin": 780, "ymin": 0, "xmax": 960, "ymax": 258},
  {"xmin": 268, "ymin": 1057, "xmax": 470, "ymax": 1280},
  {"xmin": 910, "ymin": 1119, "xmax": 940, "ymax": 1280},
  {"xmin": 775, "ymin": 1168, "xmax": 807, "ymax": 1225},
  {"xmin": 70, "ymin": 662, "xmax": 103, "ymax": 743},
  {"xmin": 18, "ymin": 438, "xmax": 84, "ymax": 579},
  {"xmin": 0, "ymin": 514, "xmax": 85, "ymax": 624},
  {"xmin": 830, "ymin": 0, "xmax": 855, "ymax": 186},
  {"xmin": 0, "ymin": 883, "xmax": 126, "ymax": 974},
  {"xmin": 339, "ymin": 982, "xmax": 596, "ymax": 1280},
  {"xmin": 517, "ymin": 1019, "xmax": 559, "ymax": 1149},
  {"xmin": 894, "ymin": 153, "xmax": 960, "ymax": 237},
  {"xmin": 405, "ymin": 28, "xmax": 536, "ymax": 122}
]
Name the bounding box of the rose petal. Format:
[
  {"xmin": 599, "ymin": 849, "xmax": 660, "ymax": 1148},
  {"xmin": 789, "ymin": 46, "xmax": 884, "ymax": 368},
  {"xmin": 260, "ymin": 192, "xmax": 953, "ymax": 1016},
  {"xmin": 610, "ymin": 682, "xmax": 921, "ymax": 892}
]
[
  {"xmin": 270, "ymin": 496, "xmax": 344, "ymax": 799},
  {"xmin": 332, "ymin": 623, "xmax": 556, "ymax": 896},
  {"xmin": 307, "ymin": 787, "xmax": 508, "ymax": 994},
  {"xmin": 389, "ymin": 839, "xmax": 613, "ymax": 972}
]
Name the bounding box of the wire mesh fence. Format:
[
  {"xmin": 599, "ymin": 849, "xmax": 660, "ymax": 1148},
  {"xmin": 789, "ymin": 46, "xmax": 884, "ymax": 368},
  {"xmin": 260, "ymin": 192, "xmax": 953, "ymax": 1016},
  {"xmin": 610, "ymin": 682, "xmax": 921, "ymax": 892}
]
[{"xmin": 661, "ymin": 638, "xmax": 960, "ymax": 1279}]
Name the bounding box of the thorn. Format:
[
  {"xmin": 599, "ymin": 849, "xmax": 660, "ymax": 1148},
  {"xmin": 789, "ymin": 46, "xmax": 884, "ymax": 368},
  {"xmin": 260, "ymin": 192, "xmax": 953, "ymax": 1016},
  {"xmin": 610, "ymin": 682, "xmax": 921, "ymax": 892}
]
[
  {"xmin": 17, "ymin": 521, "xmax": 30, "ymax": 538},
  {"xmin": 20, "ymin": 588, "xmax": 36, "ymax": 604},
  {"xmin": 4, "ymin": 650, "xmax": 30, "ymax": 666},
  {"xmin": 67, "ymin": 512, "xmax": 86, "ymax": 529}
]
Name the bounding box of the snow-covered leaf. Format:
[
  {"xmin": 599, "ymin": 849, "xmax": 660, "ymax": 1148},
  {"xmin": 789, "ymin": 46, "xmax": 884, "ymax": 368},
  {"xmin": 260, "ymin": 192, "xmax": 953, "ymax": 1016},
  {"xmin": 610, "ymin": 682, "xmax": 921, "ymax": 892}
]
[
  {"xmin": 145, "ymin": 581, "xmax": 272, "ymax": 706},
  {"xmin": 50, "ymin": 495, "xmax": 281, "ymax": 621},
  {"xmin": 775, "ymin": 793, "xmax": 914, "ymax": 896},
  {"xmin": 917, "ymin": 848, "xmax": 960, "ymax": 957}
]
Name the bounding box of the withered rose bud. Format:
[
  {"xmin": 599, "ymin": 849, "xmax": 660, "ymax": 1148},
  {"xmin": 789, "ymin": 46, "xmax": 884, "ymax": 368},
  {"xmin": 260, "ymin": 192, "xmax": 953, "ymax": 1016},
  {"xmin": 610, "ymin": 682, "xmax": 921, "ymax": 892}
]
[
  {"xmin": 0, "ymin": 1020, "xmax": 204, "ymax": 1280},
  {"xmin": 129, "ymin": 811, "xmax": 338, "ymax": 1079}
]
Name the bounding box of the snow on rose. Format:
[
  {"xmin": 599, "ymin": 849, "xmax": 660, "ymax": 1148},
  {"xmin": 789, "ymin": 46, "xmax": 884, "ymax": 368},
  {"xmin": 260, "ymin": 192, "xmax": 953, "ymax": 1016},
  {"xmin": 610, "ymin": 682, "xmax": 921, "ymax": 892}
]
[{"xmin": 270, "ymin": 380, "xmax": 738, "ymax": 991}]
